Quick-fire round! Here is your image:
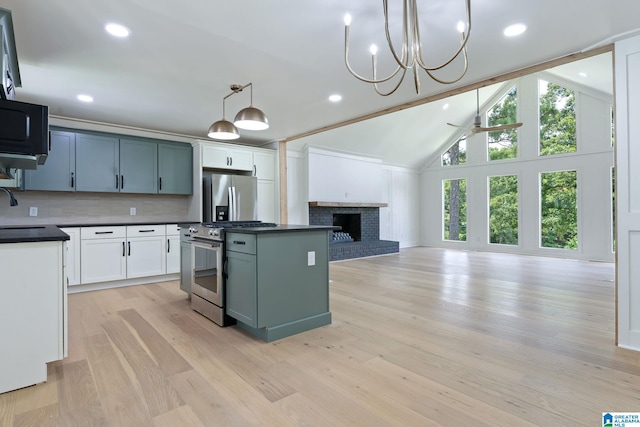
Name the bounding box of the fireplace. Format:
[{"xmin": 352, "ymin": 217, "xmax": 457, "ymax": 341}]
[
  {"xmin": 308, "ymin": 202, "xmax": 399, "ymax": 261},
  {"xmin": 333, "ymin": 213, "xmax": 361, "ymax": 242}
]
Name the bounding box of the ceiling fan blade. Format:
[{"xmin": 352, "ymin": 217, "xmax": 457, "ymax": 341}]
[
  {"xmin": 446, "ymin": 122, "xmax": 465, "ymax": 128},
  {"xmin": 473, "ymin": 122, "xmax": 523, "ymax": 133}
]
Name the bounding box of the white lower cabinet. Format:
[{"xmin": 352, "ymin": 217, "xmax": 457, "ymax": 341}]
[
  {"xmin": 79, "ymin": 224, "xmax": 175, "ymax": 285},
  {"xmin": 80, "ymin": 226, "xmax": 128, "ymax": 284},
  {"xmin": 166, "ymin": 224, "xmax": 181, "ymax": 274},
  {"xmin": 0, "ymin": 241, "xmax": 65, "ymax": 394},
  {"xmin": 126, "ymin": 225, "xmax": 166, "ymax": 278}
]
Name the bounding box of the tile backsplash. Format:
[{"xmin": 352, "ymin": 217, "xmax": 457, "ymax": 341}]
[{"xmin": 0, "ymin": 191, "xmax": 191, "ymax": 225}]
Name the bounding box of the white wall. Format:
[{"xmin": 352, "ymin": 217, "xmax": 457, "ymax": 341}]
[
  {"xmin": 422, "ymin": 74, "xmax": 615, "ymax": 262},
  {"xmin": 380, "ymin": 166, "xmax": 421, "ymax": 248},
  {"xmin": 307, "ymin": 147, "xmax": 384, "ymax": 204},
  {"xmin": 287, "ymin": 146, "xmax": 421, "ymax": 248}
]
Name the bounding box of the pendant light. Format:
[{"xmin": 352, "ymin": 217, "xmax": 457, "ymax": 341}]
[
  {"xmin": 207, "ymin": 95, "xmax": 240, "ymax": 140},
  {"xmin": 207, "ymin": 83, "xmax": 269, "ymax": 140},
  {"xmin": 234, "ymin": 83, "xmax": 269, "ymax": 130}
]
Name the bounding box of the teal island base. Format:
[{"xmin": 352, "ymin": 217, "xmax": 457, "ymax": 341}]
[
  {"xmin": 235, "ymin": 311, "xmax": 332, "ymax": 342},
  {"xmin": 224, "ymin": 225, "xmax": 335, "ymax": 343}
]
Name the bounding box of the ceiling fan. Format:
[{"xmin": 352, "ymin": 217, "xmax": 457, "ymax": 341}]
[{"xmin": 447, "ymin": 89, "xmax": 523, "ymax": 136}]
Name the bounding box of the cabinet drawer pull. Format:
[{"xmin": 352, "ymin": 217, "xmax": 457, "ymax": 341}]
[
  {"xmin": 167, "ymin": 238, "xmax": 170, "ymax": 253},
  {"xmin": 138, "ymin": 229, "xmax": 155, "ymax": 233},
  {"xmin": 120, "ymin": 175, "xmax": 124, "ymax": 189},
  {"xmin": 232, "ymin": 240, "xmax": 246, "ymax": 245},
  {"xmin": 95, "ymin": 231, "xmax": 114, "ymax": 235},
  {"xmin": 71, "ymin": 172, "xmax": 75, "ymax": 188},
  {"xmin": 128, "ymin": 241, "xmax": 131, "ymax": 256},
  {"xmin": 122, "ymin": 241, "xmax": 125, "ymax": 257}
]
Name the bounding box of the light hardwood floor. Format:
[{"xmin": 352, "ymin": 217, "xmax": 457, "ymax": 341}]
[{"xmin": 1, "ymin": 247, "xmax": 638, "ymax": 426}]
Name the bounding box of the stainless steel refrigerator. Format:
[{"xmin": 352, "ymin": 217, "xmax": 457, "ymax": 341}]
[{"xmin": 203, "ymin": 173, "xmax": 258, "ymax": 222}]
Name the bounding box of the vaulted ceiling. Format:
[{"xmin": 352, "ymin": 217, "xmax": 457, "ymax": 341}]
[{"xmin": 1, "ymin": 0, "xmax": 635, "ymax": 169}]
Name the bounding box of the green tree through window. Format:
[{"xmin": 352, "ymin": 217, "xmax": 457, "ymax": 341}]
[
  {"xmin": 539, "ymin": 80, "xmax": 576, "ymax": 155},
  {"xmin": 488, "ymin": 86, "xmax": 518, "ymax": 161},
  {"xmin": 442, "ymin": 138, "xmax": 466, "ymax": 166},
  {"xmin": 540, "ymin": 170, "xmax": 577, "ymax": 249},
  {"xmin": 489, "ymin": 175, "xmax": 518, "ymax": 245},
  {"xmin": 443, "ymin": 178, "xmax": 467, "ymax": 241}
]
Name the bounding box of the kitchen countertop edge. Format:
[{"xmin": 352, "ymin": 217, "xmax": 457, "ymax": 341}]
[
  {"xmin": 224, "ymin": 224, "xmax": 339, "ymax": 234},
  {"xmin": 0, "ymin": 225, "xmax": 70, "ymax": 244}
]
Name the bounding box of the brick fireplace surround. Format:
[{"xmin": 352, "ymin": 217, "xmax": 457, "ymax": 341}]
[{"xmin": 308, "ymin": 202, "xmax": 400, "ymax": 261}]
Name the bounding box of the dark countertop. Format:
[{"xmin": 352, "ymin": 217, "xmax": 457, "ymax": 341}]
[
  {"xmin": 0, "ymin": 220, "xmax": 195, "ymax": 244},
  {"xmin": 55, "ymin": 221, "xmax": 197, "ymax": 228},
  {"xmin": 224, "ymin": 224, "xmax": 339, "ymax": 235},
  {"xmin": 0, "ymin": 225, "xmax": 70, "ymax": 244}
]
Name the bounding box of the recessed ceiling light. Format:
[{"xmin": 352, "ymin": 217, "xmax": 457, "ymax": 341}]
[
  {"xmin": 77, "ymin": 94, "xmax": 94, "ymax": 103},
  {"xmin": 105, "ymin": 23, "xmax": 131, "ymax": 38},
  {"xmin": 579, "ymin": 72, "xmax": 588, "ymax": 78},
  {"xmin": 442, "ymin": 103, "xmax": 449, "ymax": 110},
  {"xmin": 329, "ymin": 94, "xmax": 342, "ymax": 102},
  {"xmin": 504, "ymin": 23, "xmax": 526, "ymax": 37}
]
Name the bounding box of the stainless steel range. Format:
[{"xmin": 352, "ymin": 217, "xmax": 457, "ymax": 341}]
[{"xmin": 184, "ymin": 221, "xmax": 277, "ymax": 326}]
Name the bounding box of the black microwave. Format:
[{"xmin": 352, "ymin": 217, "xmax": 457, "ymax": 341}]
[{"xmin": 0, "ymin": 98, "xmax": 49, "ymax": 158}]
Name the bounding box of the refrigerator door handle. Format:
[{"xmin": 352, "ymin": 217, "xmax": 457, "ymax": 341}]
[
  {"xmin": 228, "ymin": 186, "xmax": 235, "ymax": 221},
  {"xmin": 231, "ymin": 186, "xmax": 237, "ymax": 221}
]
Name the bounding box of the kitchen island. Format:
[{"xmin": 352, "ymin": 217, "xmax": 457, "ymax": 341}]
[
  {"xmin": 225, "ymin": 225, "xmax": 334, "ymax": 342},
  {"xmin": 0, "ymin": 225, "xmax": 69, "ymax": 394}
]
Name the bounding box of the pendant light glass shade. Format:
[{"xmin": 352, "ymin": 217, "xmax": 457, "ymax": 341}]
[
  {"xmin": 207, "ymin": 119, "xmax": 240, "ymax": 140},
  {"xmin": 234, "ymin": 106, "xmax": 269, "ymax": 130}
]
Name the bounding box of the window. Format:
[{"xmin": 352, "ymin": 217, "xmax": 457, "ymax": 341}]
[
  {"xmin": 612, "ymin": 166, "xmax": 616, "ymax": 253},
  {"xmin": 442, "ymin": 138, "xmax": 466, "ymax": 166},
  {"xmin": 539, "ymin": 80, "xmax": 576, "ymax": 155},
  {"xmin": 540, "ymin": 170, "xmax": 577, "ymax": 249},
  {"xmin": 488, "ymin": 86, "xmax": 518, "ymax": 161},
  {"xmin": 443, "ymin": 178, "xmax": 467, "ymax": 241},
  {"xmin": 611, "ymin": 105, "xmax": 615, "ymax": 147},
  {"xmin": 489, "ymin": 175, "xmax": 518, "ymax": 245}
]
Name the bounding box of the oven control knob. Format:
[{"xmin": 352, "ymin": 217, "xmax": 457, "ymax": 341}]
[
  {"xmin": 208, "ymin": 229, "xmax": 220, "ymax": 238},
  {"xmin": 189, "ymin": 227, "xmax": 198, "ymax": 233}
]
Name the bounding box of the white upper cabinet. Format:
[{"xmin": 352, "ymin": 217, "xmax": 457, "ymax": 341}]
[
  {"xmin": 253, "ymin": 150, "xmax": 276, "ymax": 180},
  {"xmin": 202, "ymin": 142, "xmax": 253, "ymax": 171}
]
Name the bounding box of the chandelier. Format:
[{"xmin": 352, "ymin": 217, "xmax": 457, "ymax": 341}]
[{"xmin": 343, "ymin": 0, "xmax": 471, "ymax": 96}]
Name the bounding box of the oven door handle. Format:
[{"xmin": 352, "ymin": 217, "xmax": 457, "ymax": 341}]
[{"xmin": 189, "ymin": 240, "xmax": 223, "ymax": 249}]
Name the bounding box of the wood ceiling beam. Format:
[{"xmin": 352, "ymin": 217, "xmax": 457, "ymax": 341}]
[{"xmin": 282, "ymin": 44, "xmax": 613, "ymax": 144}]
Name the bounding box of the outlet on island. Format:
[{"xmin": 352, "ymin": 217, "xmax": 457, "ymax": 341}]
[
  {"xmin": 29, "ymin": 207, "xmax": 38, "ymax": 217},
  {"xmin": 130, "ymin": 207, "xmax": 136, "ymax": 216}
]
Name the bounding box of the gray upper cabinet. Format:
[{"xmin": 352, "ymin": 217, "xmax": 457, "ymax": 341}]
[
  {"xmin": 120, "ymin": 138, "xmax": 157, "ymax": 194},
  {"xmin": 158, "ymin": 142, "xmax": 192, "ymax": 195},
  {"xmin": 26, "ymin": 128, "xmax": 192, "ymax": 195},
  {"xmin": 75, "ymin": 133, "xmax": 120, "ymax": 192},
  {"xmin": 24, "ymin": 130, "xmax": 76, "ymax": 191}
]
